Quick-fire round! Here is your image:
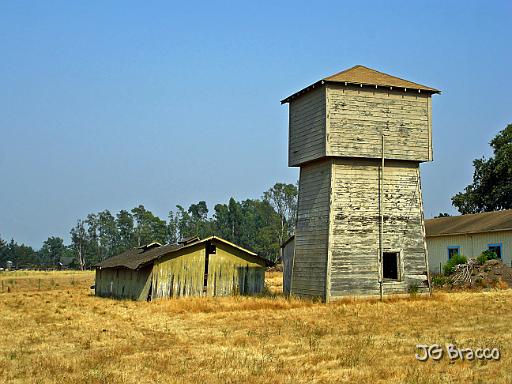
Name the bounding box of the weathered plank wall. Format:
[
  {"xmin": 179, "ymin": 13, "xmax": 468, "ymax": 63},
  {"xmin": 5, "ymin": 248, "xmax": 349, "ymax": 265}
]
[
  {"xmin": 151, "ymin": 241, "xmax": 266, "ymax": 299},
  {"xmin": 281, "ymin": 237, "xmax": 295, "ymax": 296},
  {"xmin": 427, "ymin": 232, "xmax": 512, "ymax": 274},
  {"xmin": 152, "ymin": 244, "xmax": 205, "ymax": 298},
  {"xmin": 329, "ymin": 159, "xmax": 429, "ymax": 297},
  {"xmin": 292, "ymin": 160, "xmax": 331, "ymax": 299},
  {"xmin": 288, "ymin": 87, "xmax": 326, "ymax": 166},
  {"xmin": 286, "ymin": 79, "xmax": 435, "ymax": 299},
  {"xmin": 326, "ymin": 85, "xmax": 432, "ymax": 162},
  {"xmin": 207, "ymin": 241, "xmax": 265, "ymax": 296},
  {"xmin": 95, "ymin": 266, "xmax": 152, "ymax": 300}
]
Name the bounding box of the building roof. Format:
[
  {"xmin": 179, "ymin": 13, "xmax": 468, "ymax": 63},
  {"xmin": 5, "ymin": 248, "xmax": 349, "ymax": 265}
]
[
  {"xmin": 281, "ymin": 235, "xmax": 295, "ymax": 248},
  {"xmin": 281, "ymin": 65, "xmax": 440, "ymax": 104},
  {"xmin": 95, "ymin": 236, "xmax": 271, "ymax": 270},
  {"xmin": 425, "ymin": 210, "xmax": 512, "ymax": 237}
]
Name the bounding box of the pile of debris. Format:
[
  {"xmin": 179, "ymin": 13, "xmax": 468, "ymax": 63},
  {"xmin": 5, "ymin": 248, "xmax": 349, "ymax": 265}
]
[{"xmin": 442, "ymin": 259, "xmax": 512, "ymax": 289}]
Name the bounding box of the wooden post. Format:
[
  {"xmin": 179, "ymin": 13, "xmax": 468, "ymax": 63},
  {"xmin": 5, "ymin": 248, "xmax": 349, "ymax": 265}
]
[
  {"xmin": 379, "ymin": 135, "xmax": 385, "ymax": 301},
  {"xmin": 417, "ymin": 170, "xmax": 432, "ymax": 296}
]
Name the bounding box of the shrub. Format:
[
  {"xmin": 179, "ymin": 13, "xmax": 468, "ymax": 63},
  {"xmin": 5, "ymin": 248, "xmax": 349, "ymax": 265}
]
[
  {"xmin": 431, "ymin": 275, "xmax": 447, "ymax": 287},
  {"xmin": 408, "ymin": 282, "xmax": 419, "ymax": 296},
  {"xmin": 476, "ymin": 250, "xmax": 499, "ymax": 265},
  {"xmin": 443, "ymin": 254, "xmax": 467, "ymax": 276},
  {"xmin": 476, "ymin": 253, "xmax": 487, "ymax": 265}
]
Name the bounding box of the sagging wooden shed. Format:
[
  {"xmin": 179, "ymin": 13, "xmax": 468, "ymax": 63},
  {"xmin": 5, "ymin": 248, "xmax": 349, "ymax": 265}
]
[
  {"xmin": 94, "ymin": 236, "xmax": 270, "ymax": 300},
  {"xmin": 281, "ymin": 65, "xmax": 440, "ymax": 301}
]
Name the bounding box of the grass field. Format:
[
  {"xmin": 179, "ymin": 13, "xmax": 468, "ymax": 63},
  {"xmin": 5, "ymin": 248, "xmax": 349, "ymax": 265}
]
[{"xmin": 0, "ymin": 270, "xmax": 510, "ymax": 383}]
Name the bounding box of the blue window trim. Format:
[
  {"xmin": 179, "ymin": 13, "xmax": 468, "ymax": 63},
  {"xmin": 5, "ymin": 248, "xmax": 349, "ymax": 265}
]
[
  {"xmin": 487, "ymin": 243, "xmax": 503, "ymax": 259},
  {"xmin": 447, "ymin": 246, "xmax": 460, "ymax": 260}
]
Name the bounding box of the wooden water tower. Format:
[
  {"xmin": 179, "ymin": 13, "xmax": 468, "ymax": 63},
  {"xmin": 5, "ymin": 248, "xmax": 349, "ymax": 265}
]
[{"xmin": 281, "ymin": 65, "xmax": 440, "ymax": 301}]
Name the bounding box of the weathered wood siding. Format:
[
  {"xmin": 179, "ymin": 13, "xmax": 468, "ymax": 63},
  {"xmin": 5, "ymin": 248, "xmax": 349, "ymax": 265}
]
[
  {"xmin": 151, "ymin": 244, "xmax": 206, "ymax": 298},
  {"xmin": 326, "ymin": 85, "xmax": 432, "ymax": 162},
  {"xmin": 95, "ymin": 266, "xmax": 152, "ymax": 300},
  {"xmin": 329, "ymin": 159, "xmax": 429, "ymax": 297},
  {"xmin": 427, "ymin": 232, "xmax": 512, "ymax": 274},
  {"xmin": 281, "ymin": 237, "xmax": 295, "ymax": 296},
  {"xmin": 292, "ymin": 161, "xmax": 331, "ymax": 299},
  {"xmin": 151, "ymin": 241, "xmax": 266, "ymax": 299},
  {"xmin": 207, "ymin": 241, "xmax": 265, "ymax": 296},
  {"xmin": 288, "ymin": 87, "xmax": 326, "ymax": 166}
]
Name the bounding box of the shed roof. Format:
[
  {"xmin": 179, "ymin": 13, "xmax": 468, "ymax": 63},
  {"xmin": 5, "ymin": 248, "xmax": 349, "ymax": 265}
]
[
  {"xmin": 95, "ymin": 236, "xmax": 271, "ymax": 270},
  {"xmin": 281, "ymin": 235, "xmax": 295, "ymax": 248},
  {"xmin": 425, "ymin": 210, "xmax": 512, "ymax": 237},
  {"xmin": 281, "ymin": 65, "xmax": 440, "ymax": 104}
]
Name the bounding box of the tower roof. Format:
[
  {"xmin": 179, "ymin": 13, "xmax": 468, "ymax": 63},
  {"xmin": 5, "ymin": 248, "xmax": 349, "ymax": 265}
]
[{"xmin": 281, "ymin": 65, "xmax": 440, "ymax": 103}]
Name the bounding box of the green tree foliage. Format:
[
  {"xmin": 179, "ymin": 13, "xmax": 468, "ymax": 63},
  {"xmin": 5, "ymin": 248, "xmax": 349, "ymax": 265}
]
[
  {"xmin": 0, "ymin": 235, "xmax": 39, "ymax": 269},
  {"xmin": 238, "ymin": 199, "xmax": 281, "ymax": 261},
  {"xmin": 39, "ymin": 237, "xmax": 66, "ymax": 267},
  {"xmin": 0, "ymin": 236, "xmax": 6, "ymax": 266},
  {"xmin": 167, "ymin": 211, "xmax": 180, "ymax": 245},
  {"xmin": 187, "ymin": 201, "xmax": 213, "ymax": 239},
  {"xmin": 4, "ymin": 181, "xmax": 298, "ymax": 269},
  {"xmin": 452, "ymin": 124, "xmax": 512, "ymax": 213},
  {"xmin": 213, "ymin": 198, "xmax": 242, "ymax": 242},
  {"xmin": 116, "ymin": 210, "xmax": 135, "ymax": 251},
  {"xmin": 476, "ymin": 250, "xmax": 499, "ymax": 265},
  {"xmin": 263, "ymin": 183, "xmax": 298, "ymax": 247},
  {"xmin": 70, "ymin": 220, "xmax": 87, "ymax": 270},
  {"xmin": 443, "ymin": 254, "xmax": 467, "ymax": 276},
  {"xmin": 132, "ymin": 205, "xmax": 167, "ymax": 246},
  {"xmin": 68, "ymin": 206, "xmax": 170, "ymax": 268},
  {"xmin": 97, "ymin": 210, "xmax": 118, "ymax": 260},
  {"xmin": 166, "ymin": 183, "xmax": 298, "ymax": 262}
]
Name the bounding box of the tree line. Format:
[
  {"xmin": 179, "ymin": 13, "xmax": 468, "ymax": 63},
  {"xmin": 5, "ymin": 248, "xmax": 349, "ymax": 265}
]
[
  {"xmin": 2, "ymin": 123, "xmax": 510, "ymax": 270},
  {"xmin": 0, "ymin": 182, "xmax": 297, "ymax": 269}
]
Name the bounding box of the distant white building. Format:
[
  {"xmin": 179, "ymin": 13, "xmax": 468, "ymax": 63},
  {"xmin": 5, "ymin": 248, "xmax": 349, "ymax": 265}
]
[{"xmin": 425, "ymin": 210, "xmax": 512, "ymax": 274}]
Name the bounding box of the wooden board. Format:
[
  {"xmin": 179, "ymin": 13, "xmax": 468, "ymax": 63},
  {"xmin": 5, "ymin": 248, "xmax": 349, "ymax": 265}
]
[
  {"xmin": 326, "ymin": 86, "xmax": 432, "ymax": 162},
  {"xmin": 328, "ymin": 159, "xmax": 429, "ymax": 297},
  {"xmin": 289, "ymin": 87, "xmax": 326, "ymax": 166},
  {"xmin": 291, "ymin": 161, "xmax": 331, "ymax": 299}
]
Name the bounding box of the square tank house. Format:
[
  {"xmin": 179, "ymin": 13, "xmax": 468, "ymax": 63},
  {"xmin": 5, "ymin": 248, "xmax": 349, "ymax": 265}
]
[{"xmin": 281, "ymin": 65, "xmax": 440, "ymax": 301}]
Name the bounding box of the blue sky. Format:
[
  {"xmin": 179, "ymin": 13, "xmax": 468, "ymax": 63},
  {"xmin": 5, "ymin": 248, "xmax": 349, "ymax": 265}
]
[{"xmin": 1, "ymin": 1, "xmax": 511, "ymax": 247}]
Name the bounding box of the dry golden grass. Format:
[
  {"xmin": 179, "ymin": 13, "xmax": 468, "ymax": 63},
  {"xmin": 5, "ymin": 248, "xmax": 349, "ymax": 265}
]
[{"xmin": 0, "ymin": 270, "xmax": 511, "ymax": 383}]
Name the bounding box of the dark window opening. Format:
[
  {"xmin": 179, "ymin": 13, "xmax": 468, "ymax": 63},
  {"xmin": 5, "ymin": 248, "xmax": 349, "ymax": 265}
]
[
  {"xmin": 203, "ymin": 242, "xmax": 216, "ymax": 293},
  {"xmin": 203, "ymin": 245, "xmax": 210, "ymax": 292},
  {"xmin": 488, "ymin": 244, "xmax": 502, "ymax": 259},
  {"xmin": 383, "ymin": 252, "xmax": 399, "ymax": 280},
  {"xmin": 448, "ymin": 246, "xmax": 460, "ymax": 260}
]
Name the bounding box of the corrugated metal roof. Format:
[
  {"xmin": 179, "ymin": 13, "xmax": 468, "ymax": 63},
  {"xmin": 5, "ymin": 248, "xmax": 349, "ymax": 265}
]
[
  {"xmin": 95, "ymin": 236, "xmax": 271, "ymax": 270},
  {"xmin": 425, "ymin": 210, "xmax": 512, "ymax": 237},
  {"xmin": 281, "ymin": 65, "xmax": 440, "ymax": 104}
]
